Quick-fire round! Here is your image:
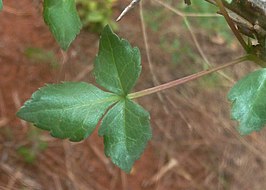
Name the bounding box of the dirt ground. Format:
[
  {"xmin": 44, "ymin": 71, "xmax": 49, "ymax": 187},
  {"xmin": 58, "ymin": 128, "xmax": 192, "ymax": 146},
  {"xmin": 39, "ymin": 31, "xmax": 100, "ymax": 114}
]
[{"xmin": 1, "ymin": 0, "xmax": 266, "ymax": 190}]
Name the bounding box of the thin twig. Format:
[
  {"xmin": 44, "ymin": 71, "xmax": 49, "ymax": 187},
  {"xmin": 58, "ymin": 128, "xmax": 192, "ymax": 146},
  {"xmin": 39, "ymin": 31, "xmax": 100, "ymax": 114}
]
[
  {"xmin": 12, "ymin": 90, "xmax": 27, "ymax": 129},
  {"xmin": 142, "ymin": 158, "xmax": 178, "ymax": 187},
  {"xmin": 73, "ymin": 65, "xmax": 93, "ymax": 81},
  {"xmin": 116, "ymin": 0, "xmax": 141, "ymax": 21},
  {"xmin": 128, "ymin": 55, "xmax": 249, "ymax": 99},
  {"xmin": 214, "ymin": 0, "xmax": 248, "ymax": 51},
  {"xmin": 120, "ymin": 171, "xmax": 128, "ymax": 190},
  {"xmin": 88, "ymin": 140, "xmax": 114, "ymax": 175},
  {"xmin": 139, "ymin": 1, "xmax": 170, "ymax": 114},
  {"xmin": 63, "ymin": 142, "xmax": 81, "ymax": 190}
]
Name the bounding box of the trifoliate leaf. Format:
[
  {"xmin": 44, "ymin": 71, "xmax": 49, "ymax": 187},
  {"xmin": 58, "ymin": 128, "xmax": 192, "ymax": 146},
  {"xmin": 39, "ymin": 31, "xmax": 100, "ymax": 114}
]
[
  {"xmin": 94, "ymin": 25, "xmax": 142, "ymax": 96},
  {"xmin": 0, "ymin": 0, "xmax": 3, "ymax": 11},
  {"xmin": 17, "ymin": 82, "xmax": 119, "ymax": 141},
  {"xmin": 99, "ymin": 99, "xmax": 152, "ymax": 173},
  {"xmin": 228, "ymin": 68, "xmax": 266, "ymax": 134},
  {"xmin": 43, "ymin": 0, "xmax": 82, "ymax": 50},
  {"xmin": 17, "ymin": 25, "xmax": 152, "ymax": 172}
]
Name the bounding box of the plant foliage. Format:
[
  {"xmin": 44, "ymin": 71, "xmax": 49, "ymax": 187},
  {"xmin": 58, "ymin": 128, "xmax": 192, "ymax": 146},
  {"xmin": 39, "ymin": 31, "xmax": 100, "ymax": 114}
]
[
  {"xmin": 228, "ymin": 68, "xmax": 266, "ymax": 134},
  {"xmin": 76, "ymin": 0, "xmax": 117, "ymax": 33},
  {"xmin": 17, "ymin": 25, "xmax": 152, "ymax": 172},
  {"xmin": 0, "ymin": 0, "xmax": 2, "ymax": 11},
  {"xmin": 94, "ymin": 25, "xmax": 141, "ymax": 96},
  {"xmin": 43, "ymin": 0, "xmax": 82, "ymax": 50},
  {"xmin": 15, "ymin": 0, "xmax": 266, "ymax": 173}
]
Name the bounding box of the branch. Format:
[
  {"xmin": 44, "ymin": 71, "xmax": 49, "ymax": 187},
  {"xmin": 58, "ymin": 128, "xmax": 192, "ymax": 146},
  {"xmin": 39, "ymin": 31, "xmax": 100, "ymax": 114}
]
[
  {"xmin": 116, "ymin": 0, "xmax": 140, "ymax": 21},
  {"xmin": 128, "ymin": 55, "xmax": 250, "ymax": 99},
  {"xmin": 205, "ymin": 0, "xmax": 266, "ymax": 62}
]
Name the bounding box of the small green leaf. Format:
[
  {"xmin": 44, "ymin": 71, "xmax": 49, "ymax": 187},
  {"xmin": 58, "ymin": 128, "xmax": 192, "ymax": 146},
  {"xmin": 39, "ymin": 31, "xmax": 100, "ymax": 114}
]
[
  {"xmin": 228, "ymin": 68, "xmax": 266, "ymax": 134},
  {"xmin": 99, "ymin": 99, "xmax": 152, "ymax": 173},
  {"xmin": 94, "ymin": 25, "xmax": 142, "ymax": 96},
  {"xmin": 43, "ymin": 0, "xmax": 82, "ymax": 50},
  {"xmin": 0, "ymin": 0, "xmax": 3, "ymax": 11},
  {"xmin": 17, "ymin": 82, "xmax": 119, "ymax": 141}
]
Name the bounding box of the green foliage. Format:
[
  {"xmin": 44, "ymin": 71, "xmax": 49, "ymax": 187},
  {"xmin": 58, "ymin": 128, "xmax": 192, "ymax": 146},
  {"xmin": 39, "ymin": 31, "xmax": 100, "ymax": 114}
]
[
  {"xmin": 228, "ymin": 69, "xmax": 266, "ymax": 134},
  {"xmin": 76, "ymin": 0, "xmax": 117, "ymax": 33},
  {"xmin": 94, "ymin": 25, "xmax": 141, "ymax": 96},
  {"xmin": 24, "ymin": 47, "xmax": 58, "ymax": 68},
  {"xmin": 99, "ymin": 99, "xmax": 151, "ymax": 172},
  {"xmin": 17, "ymin": 25, "xmax": 151, "ymax": 172},
  {"xmin": 0, "ymin": 0, "xmax": 3, "ymax": 11},
  {"xmin": 6, "ymin": 0, "xmax": 266, "ymax": 174},
  {"xmin": 43, "ymin": 0, "xmax": 82, "ymax": 50},
  {"xmin": 17, "ymin": 82, "xmax": 119, "ymax": 142}
]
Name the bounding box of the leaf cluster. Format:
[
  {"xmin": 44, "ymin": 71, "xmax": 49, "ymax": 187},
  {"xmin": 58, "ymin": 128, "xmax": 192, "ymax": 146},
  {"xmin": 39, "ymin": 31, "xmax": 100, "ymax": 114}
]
[
  {"xmin": 1, "ymin": 0, "xmax": 266, "ymax": 172},
  {"xmin": 17, "ymin": 26, "xmax": 151, "ymax": 172}
]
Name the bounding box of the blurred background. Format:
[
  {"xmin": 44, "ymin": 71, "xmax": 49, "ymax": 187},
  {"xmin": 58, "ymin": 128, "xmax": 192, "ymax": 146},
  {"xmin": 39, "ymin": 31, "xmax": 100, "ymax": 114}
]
[{"xmin": 1, "ymin": 0, "xmax": 266, "ymax": 189}]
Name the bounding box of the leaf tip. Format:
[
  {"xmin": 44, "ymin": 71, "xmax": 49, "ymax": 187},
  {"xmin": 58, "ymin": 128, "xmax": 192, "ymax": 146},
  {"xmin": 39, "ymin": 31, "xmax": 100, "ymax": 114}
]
[
  {"xmin": 16, "ymin": 109, "xmax": 24, "ymax": 120},
  {"xmin": 103, "ymin": 24, "xmax": 112, "ymax": 32}
]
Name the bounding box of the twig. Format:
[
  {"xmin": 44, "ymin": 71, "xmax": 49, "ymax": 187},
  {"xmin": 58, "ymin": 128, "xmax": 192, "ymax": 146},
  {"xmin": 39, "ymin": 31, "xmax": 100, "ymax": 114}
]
[
  {"xmin": 214, "ymin": 0, "xmax": 248, "ymax": 51},
  {"xmin": 139, "ymin": 1, "xmax": 170, "ymax": 114},
  {"xmin": 142, "ymin": 158, "xmax": 178, "ymax": 187},
  {"xmin": 63, "ymin": 141, "xmax": 81, "ymax": 190},
  {"xmin": 57, "ymin": 50, "xmax": 68, "ymax": 82},
  {"xmin": 88, "ymin": 141, "xmax": 114, "ymax": 175},
  {"xmin": 110, "ymin": 169, "xmax": 119, "ymax": 190},
  {"xmin": 73, "ymin": 65, "xmax": 93, "ymax": 81},
  {"xmin": 120, "ymin": 171, "xmax": 128, "ymax": 190},
  {"xmin": 12, "ymin": 90, "xmax": 27, "ymax": 129},
  {"xmin": 128, "ymin": 55, "xmax": 249, "ymax": 99},
  {"xmin": 52, "ymin": 175, "xmax": 63, "ymax": 190},
  {"xmin": 116, "ymin": 0, "xmax": 141, "ymax": 21}
]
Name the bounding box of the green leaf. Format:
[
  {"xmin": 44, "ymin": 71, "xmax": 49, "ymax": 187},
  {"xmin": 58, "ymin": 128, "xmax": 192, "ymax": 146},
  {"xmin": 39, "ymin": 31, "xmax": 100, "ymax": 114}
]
[
  {"xmin": 17, "ymin": 82, "xmax": 119, "ymax": 141},
  {"xmin": 43, "ymin": 0, "xmax": 82, "ymax": 50},
  {"xmin": 228, "ymin": 68, "xmax": 266, "ymax": 134},
  {"xmin": 0, "ymin": 0, "xmax": 2, "ymax": 11},
  {"xmin": 94, "ymin": 25, "xmax": 142, "ymax": 96},
  {"xmin": 99, "ymin": 99, "xmax": 152, "ymax": 173},
  {"xmin": 17, "ymin": 25, "xmax": 152, "ymax": 172}
]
